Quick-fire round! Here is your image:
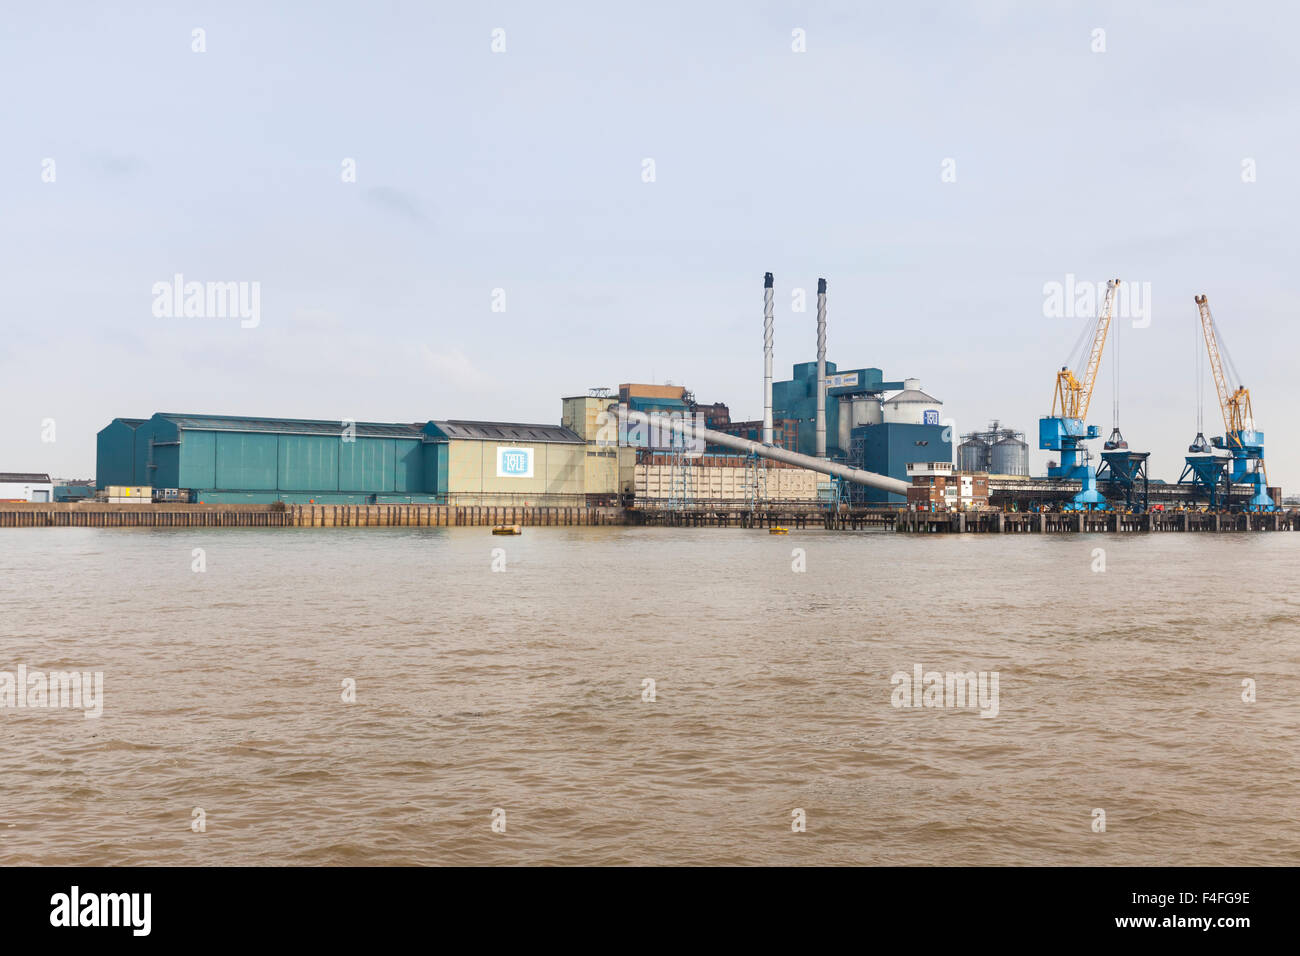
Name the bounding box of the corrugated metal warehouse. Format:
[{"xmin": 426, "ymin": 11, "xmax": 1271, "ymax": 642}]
[{"xmin": 96, "ymin": 413, "xmax": 589, "ymax": 505}]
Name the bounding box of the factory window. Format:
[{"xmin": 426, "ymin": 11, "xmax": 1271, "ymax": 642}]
[{"xmin": 914, "ymin": 440, "xmax": 928, "ymax": 446}]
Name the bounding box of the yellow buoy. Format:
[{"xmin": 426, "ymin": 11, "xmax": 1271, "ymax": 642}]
[
  {"xmin": 769, "ymin": 526, "xmax": 789, "ymax": 535},
  {"xmin": 492, "ymin": 524, "xmax": 522, "ymax": 535}
]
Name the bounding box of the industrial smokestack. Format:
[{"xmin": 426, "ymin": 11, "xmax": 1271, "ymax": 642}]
[
  {"xmin": 763, "ymin": 272, "xmax": 774, "ymax": 446},
  {"xmin": 816, "ymin": 277, "xmax": 827, "ymax": 458}
]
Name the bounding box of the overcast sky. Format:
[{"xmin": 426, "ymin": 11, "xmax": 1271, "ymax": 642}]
[{"xmin": 3, "ymin": 1, "xmax": 1297, "ymax": 488}]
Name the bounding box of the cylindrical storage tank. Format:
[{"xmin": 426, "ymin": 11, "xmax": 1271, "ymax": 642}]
[
  {"xmin": 852, "ymin": 396, "xmax": 883, "ymax": 427},
  {"xmin": 837, "ymin": 396, "xmax": 852, "ymax": 455},
  {"xmin": 883, "ymin": 382, "xmax": 942, "ymax": 425},
  {"xmin": 990, "ymin": 436, "xmax": 1029, "ymax": 476},
  {"xmin": 958, "ymin": 438, "xmax": 989, "ymax": 473}
]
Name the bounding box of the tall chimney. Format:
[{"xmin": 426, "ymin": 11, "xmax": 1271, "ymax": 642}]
[
  {"xmin": 816, "ymin": 277, "xmax": 827, "ymax": 458},
  {"xmin": 763, "ymin": 272, "xmax": 774, "ymax": 445}
]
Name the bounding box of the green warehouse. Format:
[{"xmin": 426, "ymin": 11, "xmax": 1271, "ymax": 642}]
[{"xmin": 96, "ymin": 413, "xmax": 587, "ymax": 505}]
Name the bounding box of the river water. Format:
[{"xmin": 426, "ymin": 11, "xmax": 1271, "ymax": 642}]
[{"xmin": 1, "ymin": 526, "xmax": 1296, "ymax": 865}]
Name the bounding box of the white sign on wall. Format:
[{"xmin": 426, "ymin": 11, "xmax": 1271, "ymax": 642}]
[
  {"xmin": 496, "ymin": 446, "xmax": 534, "ymax": 478},
  {"xmin": 825, "ymin": 372, "xmax": 860, "ymax": 389}
]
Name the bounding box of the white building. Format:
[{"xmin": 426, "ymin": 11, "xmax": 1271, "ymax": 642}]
[
  {"xmin": 0, "ymin": 473, "xmax": 54, "ymax": 502},
  {"xmin": 882, "ymin": 378, "xmax": 944, "ymax": 425}
]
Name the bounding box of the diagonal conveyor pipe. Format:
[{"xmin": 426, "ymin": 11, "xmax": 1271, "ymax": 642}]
[{"xmin": 629, "ymin": 409, "xmax": 911, "ymax": 496}]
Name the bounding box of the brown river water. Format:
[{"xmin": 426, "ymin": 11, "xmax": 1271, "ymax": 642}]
[{"xmin": 1, "ymin": 526, "xmax": 1297, "ymax": 865}]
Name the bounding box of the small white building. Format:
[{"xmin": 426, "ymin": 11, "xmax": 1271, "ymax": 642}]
[{"xmin": 0, "ymin": 473, "xmax": 54, "ymax": 503}]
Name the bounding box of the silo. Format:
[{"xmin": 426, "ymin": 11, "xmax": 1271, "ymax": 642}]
[
  {"xmin": 882, "ymin": 380, "xmax": 942, "ymax": 425},
  {"xmin": 839, "ymin": 395, "xmax": 884, "ymax": 456},
  {"xmin": 991, "ymin": 436, "xmax": 1029, "ymax": 476},
  {"xmin": 837, "ymin": 396, "xmax": 852, "ymax": 455},
  {"xmin": 852, "ymin": 395, "xmax": 883, "ymax": 427},
  {"xmin": 958, "ymin": 438, "xmax": 989, "ymax": 472}
]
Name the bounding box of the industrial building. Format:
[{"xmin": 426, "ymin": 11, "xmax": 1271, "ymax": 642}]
[
  {"xmin": 906, "ymin": 462, "xmax": 989, "ymax": 512},
  {"xmin": 846, "ymin": 377, "xmax": 951, "ymax": 504},
  {"xmin": 616, "ymin": 383, "xmax": 694, "ymax": 430},
  {"xmin": 633, "ymin": 452, "xmax": 823, "ymax": 505},
  {"xmin": 561, "ymin": 389, "xmax": 635, "ymax": 503},
  {"xmin": 765, "ymin": 361, "xmax": 951, "ymax": 505},
  {"xmin": 424, "ymin": 420, "xmax": 587, "ymax": 506},
  {"xmin": 773, "ymin": 361, "xmax": 899, "ymax": 458},
  {"xmin": 713, "ymin": 416, "xmax": 800, "ymax": 452},
  {"xmin": 63, "ymin": 273, "xmax": 1287, "ymax": 520},
  {"xmin": 96, "ymin": 413, "xmax": 590, "ymax": 505},
  {"xmin": 609, "ymin": 357, "xmax": 951, "ymax": 508},
  {"xmin": 958, "ymin": 423, "xmax": 1030, "ymax": 476},
  {"xmin": 53, "ymin": 481, "xmax": 95, "ymax": 502},
  {"xmin": 0, "ymin": 473, "xmax": 54, "ymax": 503}
]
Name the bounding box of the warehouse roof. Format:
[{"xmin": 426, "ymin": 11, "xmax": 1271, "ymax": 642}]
[
  {"xmin": 428, "ymin": 420, "xmax": 584, "ymax": 444},
  {"xmin": 0, "ymin": 473, "xmax": 52, "ymax": 483},
  {"xmin": 153, "ymin": 413, "xmax": 425, "ymax": 439}
]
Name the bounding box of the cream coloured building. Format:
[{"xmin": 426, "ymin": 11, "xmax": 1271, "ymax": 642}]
[{"xmin": 424, "ymin": 420, "xmax": 587, "ymax": 506}]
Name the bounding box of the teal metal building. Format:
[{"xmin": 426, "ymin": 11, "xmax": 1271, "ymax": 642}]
[
  {"xmin": 97, "ymin": 413, "xmax": 441, "ymax": 503},
  {"xmin": 95, "ymin": 413, "xmax": 588, "ymax": 504},
  {"xmin": 772, "ymin": 361, "xmax": 951, "ymax": 505},
  {"xmin": 772, "ymin": 361, "xmax": 907, "ymax": 458}
]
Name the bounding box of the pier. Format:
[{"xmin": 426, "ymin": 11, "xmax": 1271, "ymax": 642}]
[
  {"xmin": 0, "ymin": 502, "xmax": 624, "ymax": 529},
  {"xmin": 892, "ymin": 509, "xmax": 1299, "ymax": 533},
  {"xmin": 2, "ymin": 502, "xmax": 1297, "ymax": 532},
  {"xmin": 628, "ymin": 502, "xmax": 827, "ymax": 528}
]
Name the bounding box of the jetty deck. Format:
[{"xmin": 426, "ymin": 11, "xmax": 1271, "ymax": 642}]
[{"xmin": 1, "ymin": 502, "xmax": 1296, "ymax": 532}]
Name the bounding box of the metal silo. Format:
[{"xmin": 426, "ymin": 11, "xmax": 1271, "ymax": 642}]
[
  {"xmin": 991, "ymin": 436, "xmax": 1029, "ymax": 476},
  {"xmin": 882, "ymin": 379, "xmax": 942, "ymax": 425},
  {"xmin": 958, "ymin": 438, "xmax": 989, "ymax": 472}
]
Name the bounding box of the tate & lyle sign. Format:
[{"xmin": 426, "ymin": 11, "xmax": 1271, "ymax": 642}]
[{"xmin": 496, "ymin": 446, "xmax": 534, "ymax": 478}]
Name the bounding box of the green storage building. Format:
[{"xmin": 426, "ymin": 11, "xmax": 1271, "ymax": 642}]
[{"xmin": 95, "ymin": 412, "xmax": 587, "ymax": 504}]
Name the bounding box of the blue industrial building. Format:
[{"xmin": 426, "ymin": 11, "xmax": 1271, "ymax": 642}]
[
  {"xmin": 771, "ymin": 361, "xmax": 951, "ymax": 504},
  {"xmin": 95, "ymin": 413, "xmax": 585, "ymax": 504},
  {"xmin": 97, "ymin": 414, "xmax": 438, "ymax": 503},
  {"xmin": 773, "ymin": 361, "xmax": 903, "ymax": 458}
]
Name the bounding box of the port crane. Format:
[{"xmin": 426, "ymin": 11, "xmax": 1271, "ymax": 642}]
[
  {"xmin": 1180, "ymin": 295, "xmax": 1276, "ymax": 511},
  {"xmin": 1040, "ymin": 278, "xmax": 1119, "ymax": 510}
]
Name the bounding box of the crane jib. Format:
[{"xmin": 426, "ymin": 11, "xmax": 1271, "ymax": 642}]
[{"xmin": 1052, "ymin": 278, "xmax": 1120, "ymax": 423}]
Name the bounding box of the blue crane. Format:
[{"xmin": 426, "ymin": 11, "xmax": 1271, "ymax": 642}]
[
  {"xmin": 1188, "ymin": 295, "xmax": 1276, "ymax": 512},
  {"xmin": 1039, "ymin": 279, "xmax": 1120, "ymax": 511}
]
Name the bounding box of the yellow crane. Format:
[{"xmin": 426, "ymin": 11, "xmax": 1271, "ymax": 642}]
[
  {"xmin": 1190, "ymin": 294, "xmax": 1274, "ymax": 510},
  {"xmin": 1041, "ymin": 278, "xmax": 1120, "ymax": 510},
  {"xmin": 1194, "ymin": 294, "xmax": 1253, "ymax": 444},
  {"xmin": 1052, "ymin": 279, "xmax": 1119, "ymax": 422}
]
